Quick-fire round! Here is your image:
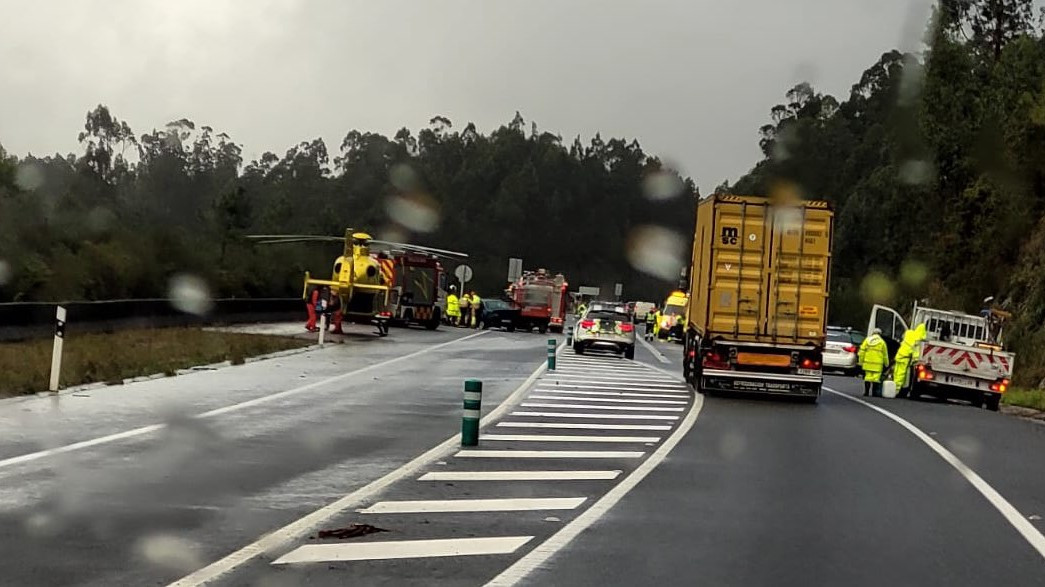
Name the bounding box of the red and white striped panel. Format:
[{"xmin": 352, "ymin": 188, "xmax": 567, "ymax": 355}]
[{"xmin": 922, "ymin": 344, "xmax": 1011, "ymax": 376}]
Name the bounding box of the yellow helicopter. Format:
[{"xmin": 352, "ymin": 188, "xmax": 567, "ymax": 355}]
[{"xmin": 247, "ymin": 229, "xmax": 466, "ymax": 336}]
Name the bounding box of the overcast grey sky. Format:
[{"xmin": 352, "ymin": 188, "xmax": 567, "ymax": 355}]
[{"xmin": 1, "ymin": 0, "xmax": 932, "ymax": 192}]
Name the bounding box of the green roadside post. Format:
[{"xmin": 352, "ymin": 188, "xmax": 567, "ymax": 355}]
[
  {"xmin": 461, "ymin": 379, "xmax": 482, "ymax": 446},
  {"xmin": 566, "ymin": 325, "xmax": 574, "ymax": 346},
  {"xmin": 547, "ymin": 338, "xmax": 557, "ymax": 370}
]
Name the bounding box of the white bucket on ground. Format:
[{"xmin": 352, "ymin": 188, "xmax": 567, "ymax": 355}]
[{"xmin": 882, "ymin": 380, "xmax": 898, "ymax": 399}]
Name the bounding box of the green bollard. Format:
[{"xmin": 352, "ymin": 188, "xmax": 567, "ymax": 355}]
[
  {"xmin": 461, "ymin": 379, "xmax": 482, "ymax": 446},
  {"xmin": 566, "ymin": 325, "xmax": 574, "ymax": 346},
  {"xmin": 547, "ymin": 338, "xmax": 557, "ymax": 370}
]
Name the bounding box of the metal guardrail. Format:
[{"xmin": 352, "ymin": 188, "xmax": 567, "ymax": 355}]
[{"xmin": 0, "ymin": 298, "xmax": 303, "ymax": 342}]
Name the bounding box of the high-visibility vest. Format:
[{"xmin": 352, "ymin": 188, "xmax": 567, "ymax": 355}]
[{"xmin": 446, "ymin": 294, "xmax": 461, "ymax": 316}]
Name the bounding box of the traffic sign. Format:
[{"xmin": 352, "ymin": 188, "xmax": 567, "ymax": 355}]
[
  {"xmin": 455, "ymin": 264, "xmax": 473, "ymax": 284},
  {"xmin": 507, "ymin": 258, "xmax": 523, "ymax": 282}
]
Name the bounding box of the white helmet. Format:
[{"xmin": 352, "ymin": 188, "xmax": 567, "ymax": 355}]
[{"xmin": 872, "ymin": 328, "xmax": 882, "ymax": 335}]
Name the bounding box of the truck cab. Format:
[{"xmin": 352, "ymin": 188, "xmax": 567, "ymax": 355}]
[{"xmin": 867, "ymin": 302, "xmax": 1014, "ymax": 411}]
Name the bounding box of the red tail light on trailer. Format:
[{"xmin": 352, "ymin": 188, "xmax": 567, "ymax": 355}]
[{"xmin": 702, "ymin": 350, "xmax": 730, "ymax": 370}]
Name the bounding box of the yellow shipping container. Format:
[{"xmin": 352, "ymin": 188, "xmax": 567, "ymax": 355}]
[{"xmin": 686, "ymin": 194, "xmax": 833, "ymax": 345}]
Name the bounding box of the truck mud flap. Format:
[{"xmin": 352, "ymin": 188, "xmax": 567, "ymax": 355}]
[{"xmin": 701, "ymin": 369, "xmax": 821, "ymax": 396}]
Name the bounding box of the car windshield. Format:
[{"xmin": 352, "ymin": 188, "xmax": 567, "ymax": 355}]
[
  {"xmin": 586, "ymin": 311, "xmax": 624, "ymax": 322},
  {"xmin": 663, "ymin": 305, "xmax": 685, "ymax": 316},
  {"xmin": 484, "ymin": 299, "xmax": 507, "ymax": 310},
  {"xmin": 827, "ymin": 332, "xmax": 851, "ymax": 343}
]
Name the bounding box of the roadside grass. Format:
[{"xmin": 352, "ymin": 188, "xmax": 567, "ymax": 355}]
[
  {"xmin": 0, "ymin": 328, "xmax": 310, "ymax": 397},
  {"xmin": 1003, "ymin": 387, "xmax": 1045, "ymax": 411}
]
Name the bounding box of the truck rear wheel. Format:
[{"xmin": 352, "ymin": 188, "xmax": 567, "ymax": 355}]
[
  {"xmin": 986, "ymin": 394, "xmax": 1001, "ymax": 412},
  {"xmin": 970, "ymin": 394, "xmax": 984, "ymax": 409}
]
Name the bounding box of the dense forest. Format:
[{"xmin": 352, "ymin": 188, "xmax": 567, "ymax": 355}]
[
  {"xmin": 0, "ymin": 109, "xmax": 696, "ymax": 306},
  {"xmin": 723, "ymin": 0, "xmax": 1045, "ymax": 385},
  {"xmin": 4, "ymin": 0, "xmax": 1045, "ymax": 382}
]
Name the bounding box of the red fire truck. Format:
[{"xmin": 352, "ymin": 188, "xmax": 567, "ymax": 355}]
[
  {"xmin": 385, "ymin": 251, "xmax": 446, "ymax": 330},
  {"xmin": 507, "ymin": 269, "xmax": 569, "ymax": 333}
]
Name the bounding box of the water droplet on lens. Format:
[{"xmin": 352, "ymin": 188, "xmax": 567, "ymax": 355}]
[
  {"xmin": 626, "ymin": 226, "xmax": 685, "ymax": 281},
  {"xmin": 385, "ymin": 193, "xmax": 440, "ymax": 233},
  {"xmin": 14, "ymin": 162, "xmax": 44, "ymax": 191},
  {"xmin": 136, "ymin": 534, "xmax": 202, "ymax": 572},
  {"xmin": 168, "ymin": 274, "xmax": 213, "ymax": 316}
]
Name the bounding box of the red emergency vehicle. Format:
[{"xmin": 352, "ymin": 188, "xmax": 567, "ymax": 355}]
[
  {"xmin": 507, "ymin": 269, "xmax": 568, "ymax": 333},
  {"xmin": 386, "ymin": 251, "xmax": 446, "ymax": 330}
]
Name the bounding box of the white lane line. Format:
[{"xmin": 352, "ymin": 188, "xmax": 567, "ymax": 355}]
[
  {"xmin": 544, "ymin": 379, "xmax": 686, "ymax": 389},
  {"xmin": 3, "ymin": 330, "xmax": 491, "ymax": 472},
  {"xmin": 457, "ymin": 450, "xmax": 644, "ymax": 459},
  {"xmin": 273, "ymin": 536, "xmax": 534, "ymax": 564},
  {"xmin": 552, "ymin": 368, "xmax": 658, "ymax": 377},
  {"xmin": 359, "ymin": 498, "xmax": 586, "ymax": 514},
  {"xmin": 480, "ymin": 434, "xmax": 660, "ymax": 443},
  {"xmin": 824, "ymin": 387, "xmax": 1045, "ymax": 562},
  {"xmin": 511, "ymin": 411, "xmax": 679, "ymax": 421},
  {"xmin": 545, "ymin": 373, "xmax": 678, "ymax": 383},
  {"xmin": 557, "ymin": 356, "xmax": 646, "ymax": 365},
  {"xmin": 637, "ymin": 337, "xmax": 672, "ymax": 364},
  {"xmin": 555, "ymin": 365, "xmax": 652, "ymax": 373},
  {"xmin": 530, "ymin": 395, "xmax": 686, "ymax": 405},
  {"xmin": 534, "ymin": 389, "xmax": 690, "ymax": 400},
  {"xmin": 168, "ymin": 344, "xmax": 549, "ymax": 587},
  {"xmin": 521, "ymin": 402, "xmax": 684, "ymax": 412},
  {"xmin": 419, "ymin": 470, "xmax": 623, "ymax": 481},
  {"xmin": 555, "ymin": 357, "xmax": 643, "ymax": 365},
  {"xmin": 550, "ymin": 379, "xmax": 688, "ymax": 388},
  {"xmin": 486, "ymin": 381, "xmax": 705, "ymax": 586},
  {"xmin": 497, "ymin": 422, "xmax": 672, "ymax": 431},
  {"xmin": 545, "ymin": 384, "xmax": 689, "ymax": 394}
]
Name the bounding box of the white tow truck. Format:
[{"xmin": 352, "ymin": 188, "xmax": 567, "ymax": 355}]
[{"xmin": 868, "ymin": 302, "xmax": 1015, "ymax": 411}]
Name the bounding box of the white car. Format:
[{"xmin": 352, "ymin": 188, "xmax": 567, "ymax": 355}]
[
  {"xmin": 573, "ymin": 305, "xmax": 636, "ymax": 359},
  {"xmin": 823, "ymin": 327, "xmax": 864, "ymax": 375}
]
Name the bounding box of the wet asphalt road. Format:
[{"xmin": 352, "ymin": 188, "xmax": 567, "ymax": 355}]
[
  {"xmin": 0, "ymin": 324, "xmax": 547, "ymax": 586},
  {"xmin": 523, "ymin": 362, "xmax": 1045, "ymax": 586},
  {"xmin": 1, "ymin": 327, "xmax": 1044, "ymax": 586}
]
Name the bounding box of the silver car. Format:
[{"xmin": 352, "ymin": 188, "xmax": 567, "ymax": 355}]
[
  {"xmin": 573, "ymin": 305, "xmax": 636, "ymax": 359},
  {"xmin": 823, "ymin": 327, "xmax": 865, "ymax": 375}
]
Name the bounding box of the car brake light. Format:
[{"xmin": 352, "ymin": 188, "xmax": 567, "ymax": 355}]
[
  {"xmin": 687, "ymin": 349, "xmax": 696, "ymax": 358},
  {"xmin": 580, "ymin": 320, "xmax": 594, "ymax": 329},
  {"xmin": 620, "ymin": 323, "xmax": 634, "ymax": 333},
  {"xmin": 843, "ymin": 345, "xmax": 857, "ymax": 353}
]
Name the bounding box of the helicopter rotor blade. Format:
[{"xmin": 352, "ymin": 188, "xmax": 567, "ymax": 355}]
[
  {"xmin": 247, "ymin": 236, "xmax": 345, "ymax": 245},
  {"xmin": 370, "ymin": 240, "xmax": 469, "ymax": 258},
  {"xmin": 245, "ymin": 234, "xmax": 341, "ymax": 240}
]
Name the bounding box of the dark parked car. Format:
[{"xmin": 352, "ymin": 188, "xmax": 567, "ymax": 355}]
[{"xmin": 480, "ymin": 299, "xmax": 521, "ymax": 332}]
